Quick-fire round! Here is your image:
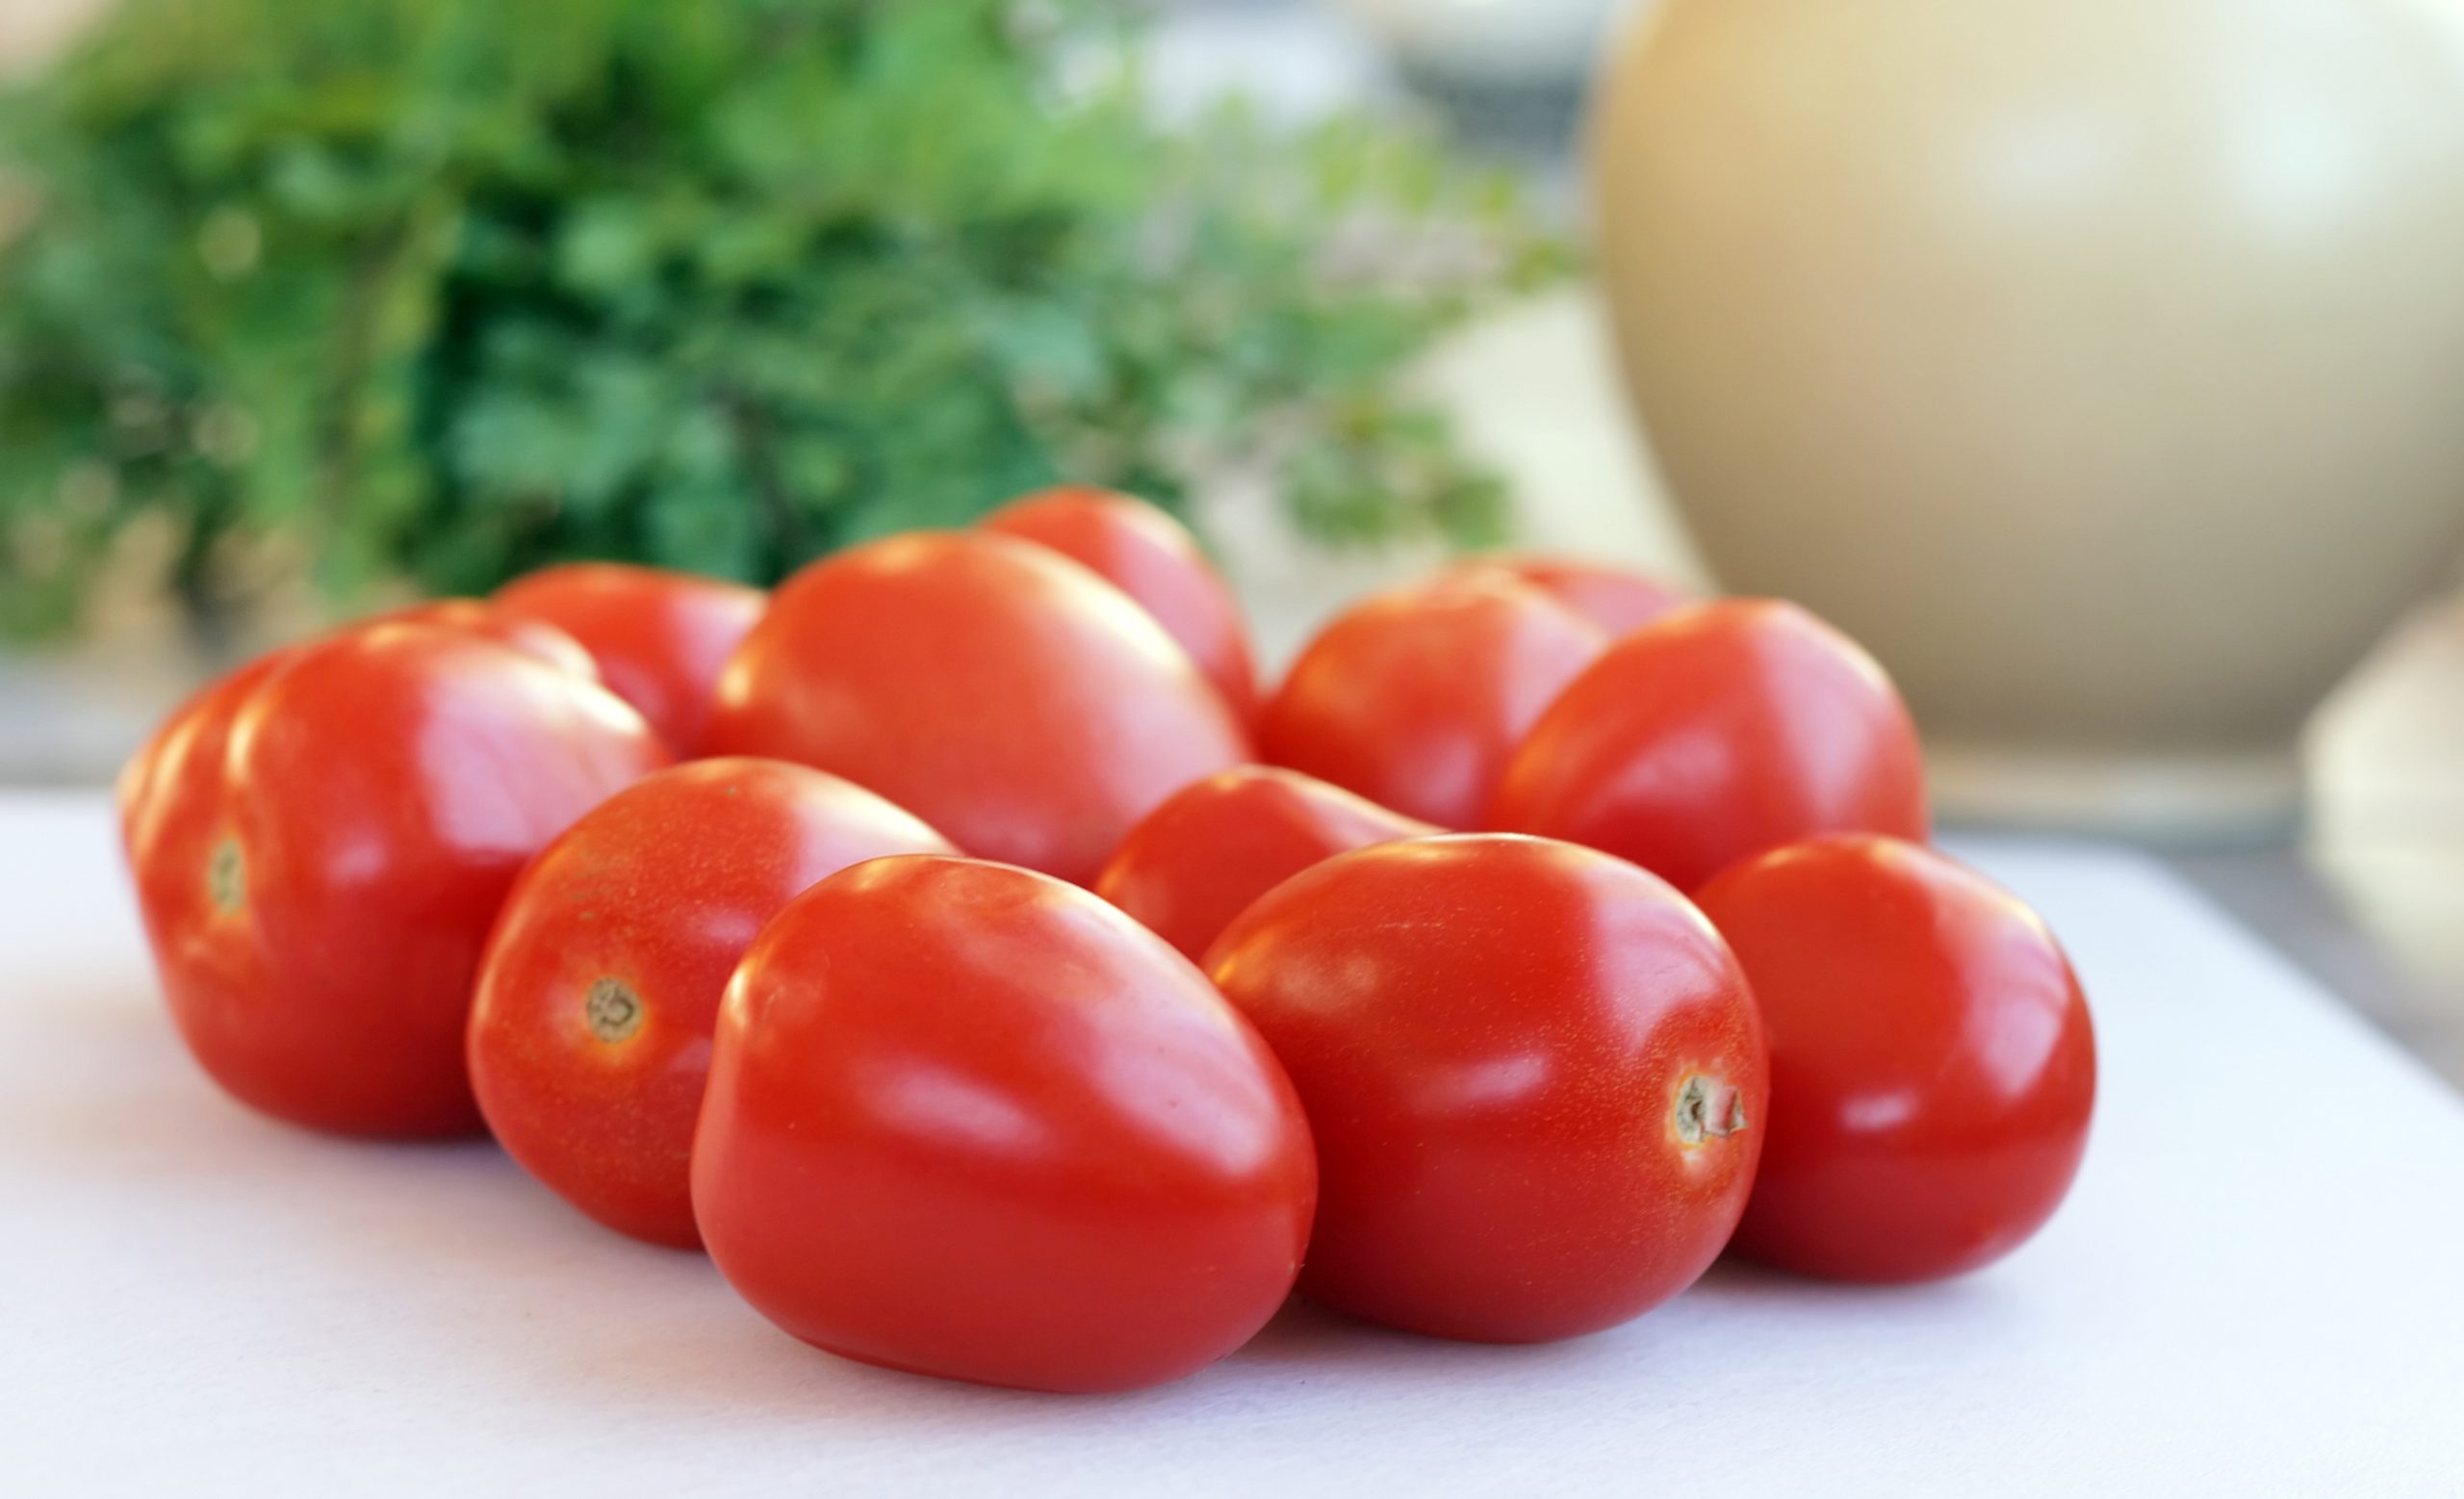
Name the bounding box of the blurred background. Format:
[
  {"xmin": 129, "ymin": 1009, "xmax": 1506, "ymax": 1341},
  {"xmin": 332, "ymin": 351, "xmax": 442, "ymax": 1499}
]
[{"xmin": 5, "ymin": 0, "xmax": 2464, "ymax": 1083}]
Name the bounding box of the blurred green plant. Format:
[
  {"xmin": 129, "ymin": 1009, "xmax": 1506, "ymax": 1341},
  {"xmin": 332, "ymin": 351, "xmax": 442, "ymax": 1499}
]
[{"xmin": 0, "ymin": 0, "xmax": 1566, "ymax": 640}]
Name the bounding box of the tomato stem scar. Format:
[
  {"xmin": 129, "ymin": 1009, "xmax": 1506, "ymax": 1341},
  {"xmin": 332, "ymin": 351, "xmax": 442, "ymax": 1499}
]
[
  {"xmin": 584, "ymin": 976, "xmax": 645, "ymax": 1044},
  {"xmin": 207, "ymin": 836, "xmax": 245, "ymax": 915},
  {"xmin": 1674, "ymin": 1073, "xmax": 1746, "ymax": 1146}
]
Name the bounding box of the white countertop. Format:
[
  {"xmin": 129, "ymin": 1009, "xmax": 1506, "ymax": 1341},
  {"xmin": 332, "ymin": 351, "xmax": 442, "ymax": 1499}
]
[{"xmin": 6, "ymin": 791, "xmax": 2462, "ymax": 1493}]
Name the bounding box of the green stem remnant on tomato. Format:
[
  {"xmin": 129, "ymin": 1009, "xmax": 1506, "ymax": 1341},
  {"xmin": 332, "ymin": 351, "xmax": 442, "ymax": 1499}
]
[
  {"xmin": 1674, "ymin": 1073, "xmax": 1748, "ymax": 1147},
  {"xmin": 584, "ymin": 977, "xmax": 644, "ymax": 1046},
  {"xmin": 207, "ymin": 836, "xmax": 245, "ymax": 916}
]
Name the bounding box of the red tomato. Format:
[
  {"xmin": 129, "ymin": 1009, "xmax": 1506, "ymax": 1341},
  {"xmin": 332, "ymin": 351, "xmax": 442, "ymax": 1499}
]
[
  {"xmin": 694, "ymin": 855, "xmax": 1316, "ymax": 1393},
  {"xmin": 1490, "ymin": 599, "xmax": 1928, "ymax": 891},
  {"xmin": 1205, "ymin": 834, "xmax": 1765, "ymax": 1343},
  {"xmin": 370, "ymin": 598, "xmax": 601, "ymax": 680},
  {"xmin": 1694, "ymin": 836, "xmax": 2096, "ymax": 1281},
  {"xmin": 978, "ymin": 486, "xmax": 1260, "ymax": 724},
  {"xmin": 708, "ymin": 530, "xmax": 1249, "ymax": 885},
  {"xmin": 492, "ymin": 562, "xmax": 764, "ymax": 757},
  {"xmin": 1094, "ymin": 765, "xmax": 1436, "ymax": 962},
  {"xmin": 468, "ymin": 758, "xmax": 955, "ymax": 1248},
  {"xmin": 1259, "ymin": 571, "xmax": 1605, "ymax": 829},
  {"xmin": 118, "ymin": 621, "xmax": 670, "ymax": 1137},
  {"xmin": 1448, "ymin": 554, "xmax": 1689, "ymax": 635}
]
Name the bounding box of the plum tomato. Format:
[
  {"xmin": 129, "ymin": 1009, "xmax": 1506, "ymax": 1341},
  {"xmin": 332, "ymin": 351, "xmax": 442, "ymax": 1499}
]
[
  {"xmin": 978, "ymin": 486, "xmax": 1260, "ymax": 724},
  {"xmin": 1204, "ymin": 833, "xmax": 1765, "ymax": 1343},
  {"xmin": 1446, "ymin": 554, "xmax": 1689, "ymax": 635},
  {"xmin": 117, "ymin": 619, "xmax": 670, "ymax": 1137},
  {"xmin": 492, "ymin": 562, "xmax": 764, "ymax": 757},
  {"xmin": 369, "ymin": 598, "xmax": 602, "ymax": 681},
  {"xmin": 693, "ymin": 855, "xmax": 1316, "ymax": 1393},
  {"xmin": 468, "ymin": 758, "xmax": 955, "ymax": 1248},
  {"xmin": 1259, "ymin": 570, "xmax": 1605, "ymax": 829},
  {"xmin": 707, "ymin": 530, "xmax": 1249, "ymax": 885},
  {"xmin": 1693, "ymin": 836, "xmax": 2096, "ymax": 1282},
  {"xmin": 1093, "ymin": 765, "xmax": 1436, "ymax": 962},
  {"xmin": 1489, "ymin": 599, "xmax": 1928, "ymax": 890}
]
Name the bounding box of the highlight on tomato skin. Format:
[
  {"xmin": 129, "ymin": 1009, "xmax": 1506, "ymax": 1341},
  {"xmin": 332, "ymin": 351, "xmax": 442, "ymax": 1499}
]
[
  {"xmin": 1489, "ymin": 597, "xmax": 1929, "ymax": 892},
  {"xmin": 493, "ymin": 562, "xmax": 767, "ymax": 758},
  {"xmin": 1693, "ymin": 834, "xmax": 2097, "ymax": 1283},
  {"xmin": 1092, "ymin": 764, "xmax": 1438, "ymax": 963},
  {"xmin": 692, "ymin": 853, "xmax": 1317, "ymax": 1394},
  {"xmin": 467, "ymin": 757, "xmax": 957, "ymax": 1249},
  {"xmin": 117, "ymin": 620, "xmax": 672, "ymax": 1139},
  {"xmin": 1258, "ymin": 569, "xmax": 1607, "ymax": 830},
  {"xmin": 1442, "ymin": 554, "xmax": 1691, "ymax": 636},
  {"xmin": 1204, "ymin": 832, "xmax": 1766, "ymax": 1345},
  {"xmin": 978, "ymin": 485, "xmax": 1262, "ymax": 727}
]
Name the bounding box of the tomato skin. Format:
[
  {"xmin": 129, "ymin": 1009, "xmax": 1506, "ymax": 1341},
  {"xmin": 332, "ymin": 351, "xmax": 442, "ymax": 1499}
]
[
  {"xmin": 118, "ymin": 622, "xmax": 671, "ymax": 1137},
  {"xmin": 693, "ymin": 855, "xmax": 1316, "ymax": 1394},
  {"xmin": 492, "ymin": 562, "xmax": 764, "ymax": 757},
  {"xmin": 1447, "ymin": 555, "xmax": 1689, "ymax": 635},
  {"xmin": 1205, "ymin": 834, "xmax": 1765, "ymax": 1344},
  {"xmin": 359, "ymin": 599, "xmax": 602, "ymax": 681},
  {"xmin": 978, "ymin": 486, "xmax": 1260, "ymax": 724},
  {"xmin": 1693, "ymin": 836, "xmax": 2096, "ymax": 1282},
  {"xmin": 1093, "ymin": 765, "xmax": 1437, "ymax": 962},
  {"xmin": 1259, "ymin": 572, "xmax": 1605, "ymax": 829},
  {"xmin": 468, "ymin": 759, "xmax": 954, "ymax": 1248},
  {"xmin": 708, "ymin": 530, "xmax": 1250, "ymax": 885},
  {"xmin": 1489, "ymin": 599, "xmax": 1928, "ymax": 891}
]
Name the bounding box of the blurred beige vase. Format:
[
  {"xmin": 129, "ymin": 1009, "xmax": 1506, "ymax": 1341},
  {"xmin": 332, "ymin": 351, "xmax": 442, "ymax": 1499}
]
[{"xmin": 1590, "ymin": 0, "xmax": 2464, "ymax": 837}]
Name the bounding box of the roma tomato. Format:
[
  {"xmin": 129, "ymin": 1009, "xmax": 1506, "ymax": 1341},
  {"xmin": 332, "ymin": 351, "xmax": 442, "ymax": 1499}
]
[
  {"xmin": 708, "ymin": 530, "xmax": 1249, "ymax": 885},
  {"xmin": 694, "ymin": 855, "xmax": 1316, "ymax": 1393},
  {"xmin": 1093, "ymin": 765, "xmax": 1436, "ymax": 962},
  {"xmin": 1693, "ymin": 836, "xmax": 2096, "ymax": 1282},
  {"xmin": 492, "ymin": 562, "xmax": 764, "ymax": 757},
  {"xmin": 1447, "ymin": 554, "xmax": 1689, "ymax": 634},
  {"xmin": 118, "ymin": 620, "xmax": 669, "ymax": 1137},
  {"xmin": 1490, "ymin": 599, "xmax": 1928, "ymax": 891},
  {"xmin": 370, "ymin": 598, "xmax": 601, "ymax": 680},
  {"xmin": 1205, "ymin": 834, "xmax": 1765, "ymax": 1343},
  {"xmin": 978, "ymin": 486, "xmax": 1260, "ymax": 724},
  {"xmin": 1259, "ymin": 571, "xmax": 1604, "ymax": 829},
  {"xmin": 468, "ymin": 758, "xmax": 954, "ymax": 1248}
]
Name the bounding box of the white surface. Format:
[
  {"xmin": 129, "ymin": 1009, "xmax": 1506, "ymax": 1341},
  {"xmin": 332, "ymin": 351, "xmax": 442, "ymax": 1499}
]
[{"xmin": 5, "ymin": 790, "xmax": 2463, "ymax": 1496}]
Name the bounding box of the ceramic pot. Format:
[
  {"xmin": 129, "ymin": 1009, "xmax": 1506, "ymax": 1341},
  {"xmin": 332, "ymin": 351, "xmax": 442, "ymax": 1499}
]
[{"xmin": 1589, "ymin": 0, "xmax": 2464, "ymax": 838}]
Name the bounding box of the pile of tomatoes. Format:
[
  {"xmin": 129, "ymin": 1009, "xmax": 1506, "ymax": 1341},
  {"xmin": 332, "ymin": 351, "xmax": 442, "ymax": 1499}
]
[{"xmin": 118, "ymin": 486, "xmax": 2096, "ymax": 1395}]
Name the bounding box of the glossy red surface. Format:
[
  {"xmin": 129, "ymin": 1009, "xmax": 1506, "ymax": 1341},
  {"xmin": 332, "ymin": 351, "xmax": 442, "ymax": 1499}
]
[
  {"xmin": 493, "ymin": 562, "xmax": 764, "ymax": 757},
  {"xmin": 1259, "ymin": 571, "xmax": 1605, "ymax": 829},
  {"xmin": 693, "ymin": 855, "xmax": 1316, "ymax": 1393},
  {"xmin": 707, "ymin": 530, "xmax": 1249, "ymax": 884},
  {"xmin": 979, "ymin": 486, "xmax": 1260, "ymax": 725},
  {"xmin": 469, "ymin": 758, "xmax": 955, "ymax": 1248},
  {"xmin": 117, "ymin": 621, "xmax": 670, "ymax": 1137},
  {"xmin": 1093, "ymin": 765, "xmax": 1437, "ymax": 961},
  {"xmin": 1448, "ymin": 554, "xmax": 1690, "ymax": 635},
  {"xmin": 1490, "ymin": 599, "xmax": 1929, "ymax": 890},
  {"xmin": 1695, "ymin": 836, "xmax": 2097, "ymax": 1281},
  {"xmin": 1205, "ymin": 834, "xmax": 1766, "ymax": 1343}
]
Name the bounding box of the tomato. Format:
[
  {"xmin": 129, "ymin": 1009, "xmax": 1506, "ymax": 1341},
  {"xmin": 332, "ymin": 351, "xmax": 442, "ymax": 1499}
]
[
  {"xmin": 1093, "ymin": 765, "xmax": 1436, "ymax": 962},
  {"xmin": 1205, "ymin": 834, "xmax": 1765, "ymax": 1343},
  {"xmin": 1447, "ymin": 554, "xmax": 1689, "ymax": 635},
  {"xmin": 708, "ymin": 530, "xmax": 1249, "ymax": 885},
  {"xmin": 1259, "ymin": 571, "xmax": 1604, "ymax": 829},
  {"xmin": 118, "ymin": 620, "xmax": 670, "ymax": 1137},
  {"xmin": 370, "ymin": 598, "xmax": 601, "ymax": 681},
  {"xmin": 1693, "ymin": 836, "xmax": 2096, "ymax": 1281},
  {"xmin": 978, "ymin": 486, "xmax": 1260, "ymax": 724},
  {"xmin": 468, "ymin": 758, "xmax": 955, "ymax": 1248},
  {"xmin": 693, "ymin": 855, "xmax": 1315, "ymax": 1393},
  {"xmin": 1490, "ymin": 599, "xmax": 1928, "ymax": 891},
  {"xmin": 492, "ymin": 562, "xmax": 764, "ymax": 757}
]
